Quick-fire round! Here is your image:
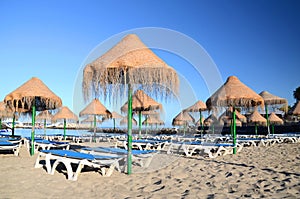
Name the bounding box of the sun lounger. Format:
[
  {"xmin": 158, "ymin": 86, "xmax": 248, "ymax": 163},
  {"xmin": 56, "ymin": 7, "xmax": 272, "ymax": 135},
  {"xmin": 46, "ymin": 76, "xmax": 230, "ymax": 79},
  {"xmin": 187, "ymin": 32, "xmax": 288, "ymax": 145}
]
[
  {"xmin": 35, "ymin": 149, "xmax": 124, "ymax": 181},
  {"xmin": 115, "ymin": 139, "xmax": 168, "ymax": 151},
  {"xmin": 25, "ymin": 138, "xmax": 70, "ymax": 153},
  {"xmin": 0, "ymin": 141, "xmax": 20, "ymax": 156},
  {"xmin": 166, "ymin": 141, "xmax": 243, "ymax": 158},
  {"xmin": 81, "ymin": 147, "xmax": 157, "ymax": 168}
]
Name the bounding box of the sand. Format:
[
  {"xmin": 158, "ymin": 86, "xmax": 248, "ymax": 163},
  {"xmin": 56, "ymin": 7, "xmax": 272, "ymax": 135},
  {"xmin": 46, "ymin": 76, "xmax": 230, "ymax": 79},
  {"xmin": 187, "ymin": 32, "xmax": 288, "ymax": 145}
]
[{"xmin": 0, "ymin": 142, "xmax": 299, "ymax": 199}]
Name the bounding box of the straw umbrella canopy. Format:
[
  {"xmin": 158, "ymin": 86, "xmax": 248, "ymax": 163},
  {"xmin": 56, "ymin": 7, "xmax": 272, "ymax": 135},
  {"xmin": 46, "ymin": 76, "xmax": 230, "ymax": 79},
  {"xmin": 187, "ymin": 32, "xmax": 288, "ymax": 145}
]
[
  {"xmin": 52, "ymin": 106, "xmax": 79, "ymax": 139},
  {"xmin": 203, "ymin": 114, "xmax": 218, "ymax": 126},
  {"xmin": 0, "ymin": 101, "xmax": 15, "ymax": 129},
  {"xmin": 120, "ymin": 117, "xmax": 137, "ymax": 126},
  {"xmin": 4, "ymin": 77, "xmax": 62, "ymax": 155},
  {"xmin": 268, "ymin": 112, "xmax": 284, "ymax": 125},
  {"xmin": 82, "ymin": 34, "xmax": 179, "ymax": 174},
  {"xmin": 79, "ymin": 99, "xmax": 112, "ymax": 140},
  {"xmin": 184, "ymin": 100, "xmax": 207, "ymax": 129},
  {"xmin": 247, "ymin": 110, "xmax": 267, "ymax": 135},
  {"xmin": 36, "ymin": 110, "xmax": 53, "ymax": 135},
  {"xmin": 81, "ymin": 115, "xmax": 103, "ymax": 123},
  {"xmin": 121, "ymin": 89, "xmax": 162, "ymax": 137},
  {"xmin": 110, "ymin": 111, "xmax": 123, "ymax": 131},
  {"xmin": 259, "ymin": 91, "xmax": 287, "ymax": 134},
  {"xmin": 172, "ymin": 111, "xmax": 195, "ymax": 135},
  {"xmin": 206, "ymin": 76, "xmax": 264, "ymax": 154},
  {"xmin": 142, "ymin": 115, "xmax": 164, "ymax": 126},
  {"xmin": 219, "ymin": 109, "xmax": 247, "ymax": 123},
  {"xmin": 81, "ymin": 115, "xmax": 103, "ymax": 129}
]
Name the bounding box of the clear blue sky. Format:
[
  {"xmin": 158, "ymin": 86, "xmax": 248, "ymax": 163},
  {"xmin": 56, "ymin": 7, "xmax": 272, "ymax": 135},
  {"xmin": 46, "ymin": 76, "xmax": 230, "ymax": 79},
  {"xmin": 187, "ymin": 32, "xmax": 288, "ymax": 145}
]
[{"xmin": 0, "ymin": 0, "xmax": 299, "ymax": 126}]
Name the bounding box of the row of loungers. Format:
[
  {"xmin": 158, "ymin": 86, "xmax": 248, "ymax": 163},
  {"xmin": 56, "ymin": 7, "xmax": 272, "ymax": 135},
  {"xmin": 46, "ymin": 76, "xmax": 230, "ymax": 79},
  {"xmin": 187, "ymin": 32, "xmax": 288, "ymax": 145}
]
[
  {"xmin": 34, "ymin": 147, "xmax": 157, "ymax": 181},
  {"xmin": 0, "ymin": 136, "xmax": 22, "ymax": 156}
]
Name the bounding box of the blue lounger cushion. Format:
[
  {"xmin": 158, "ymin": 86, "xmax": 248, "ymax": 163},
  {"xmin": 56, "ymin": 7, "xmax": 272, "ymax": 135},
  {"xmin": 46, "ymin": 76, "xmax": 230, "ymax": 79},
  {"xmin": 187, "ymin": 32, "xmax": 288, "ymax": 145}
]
[
  {"xmin": 82, "ymin": 147, "xmax": 155, "ymax": 155},
  {"xmin": 40, "ymin": 150, "xmax": 121, "ymax": 161},
  {"xmin": 0, "ymin": 141, "xmax": 15, "ymax": 146}
]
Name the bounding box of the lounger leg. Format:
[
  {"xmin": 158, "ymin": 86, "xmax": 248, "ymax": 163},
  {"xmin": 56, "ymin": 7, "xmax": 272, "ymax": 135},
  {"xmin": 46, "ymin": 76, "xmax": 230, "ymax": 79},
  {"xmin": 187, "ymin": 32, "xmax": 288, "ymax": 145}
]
[
  {"xmin": 34, "ymin": 153, "xmax": 42, "ymax": 168},
  {"xmin": 73, "ymin": 162, "xmax": 84, "ymax": 181},
  {"xmin": 45, "ymin": 154, "xmax": 52, "ymax": 174}
]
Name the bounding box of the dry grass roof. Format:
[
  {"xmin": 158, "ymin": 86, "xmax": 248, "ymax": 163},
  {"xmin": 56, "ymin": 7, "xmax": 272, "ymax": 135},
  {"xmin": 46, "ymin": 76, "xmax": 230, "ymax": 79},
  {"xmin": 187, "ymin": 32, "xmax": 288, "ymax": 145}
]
[
  {"xmin": 206, "ymin": 76, "xmax": 264, "ymax": 109},
  {"xmin": 120, "ymin": 116, "xmax": 137, "ymax": 126},
  {"xmin": 268, "ymin": 112, "xmax": 284, "ymax": 125},
  {"xmin": 82, "ymin": 34, "xmax": 179, "ymax": 102},
  {"xmin": 52, "ymin": 106, "xmax": 78, "ymax": 122},
  {"xmin": 79, "ymin": 99, "xmax": 111, "ymax": 118},
  {"xmin": 4, "ymin": 77, "xmax": 62, "ymax": 112},
  {"xmin": 121, "ymin": 90, "xmax": 162, "ymax": 113},
  {"xmin": 142, "ymin": 116, "xmax": 164, "ymax": 125},
  {"xmin": 172, "ymin": 111, "xmax": 195, "ymax": 126},
  {"xmin": 247, "ymin": 110, "xmax": 267, "ymax": 126},
  {"xmin": 184, "ymin": 100, "xmax": 207, "ymax": 112},
  {"xmin": 36, "ymin": 110, "xmax": 53, "ymax": 121}
]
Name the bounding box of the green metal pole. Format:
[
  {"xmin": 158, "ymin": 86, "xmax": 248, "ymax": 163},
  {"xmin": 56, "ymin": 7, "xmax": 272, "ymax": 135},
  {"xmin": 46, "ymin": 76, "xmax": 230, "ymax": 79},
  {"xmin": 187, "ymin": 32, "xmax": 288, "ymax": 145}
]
[
  {"xmin": 255, "ymin": 123, "xmax": 258, "ymax": 137},
  {"xmin": 113, "ymin": 118, "xmax": 116, "ymax": 132},
  {"xmin": 145, "ymin": 116, "xmax": 148, "ymax": 135},
  {"xmin": 200, "ymin": 110, "xmax": 203, "ymax": 137},
  {"xmin": 233, "ymin": 107, "xmax": 237, "ymax": 154},
  {"xmin": 12, "ymin": 114, "xmax": 15, "ymax": 137},
  {"xmin": 93, "ymin": 115, "xmax": 96, "ymax": 142},
  {"xmin": 265, "ymin": 105, "xmax": 270, "ymax": 135},
  {"xmin": 63, "ymin": 118, "xmax": 66, "ymax": 140},
  {"xmin": 138, "ymin": 110, "xmax": 142, "ymax": 138},
  {"xmin": 272, "ymin": 124, "xmax": 275, "ymax": 136},
  {"xmin": 30, "ymin": 103, "xmax": 36, "ymax": 156},
  {"xmin": 44, "ymin": 119, "xmax": 46, "ymax": 136},
  {"xmin": 127, "ymin": 84, "xmax": 133, "ymax": 175}
]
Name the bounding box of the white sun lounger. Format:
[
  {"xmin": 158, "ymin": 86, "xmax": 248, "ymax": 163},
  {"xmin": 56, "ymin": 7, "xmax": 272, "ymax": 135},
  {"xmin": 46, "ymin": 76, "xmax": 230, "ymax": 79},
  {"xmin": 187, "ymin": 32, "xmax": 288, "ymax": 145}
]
[
  {"xmin": 34, "ymin": 149, "xmax": 124, "ymax": 181},
  {"xmin": 166, "ymin": 141, "xmax": 243, "ymax": 158},
  {"xmin": 80, "ymin": 147, "xmax": 157, "ymax": 168},
  {"xmin": 0, "ymin": 140, "xmax": 21, "ymax": 156}
]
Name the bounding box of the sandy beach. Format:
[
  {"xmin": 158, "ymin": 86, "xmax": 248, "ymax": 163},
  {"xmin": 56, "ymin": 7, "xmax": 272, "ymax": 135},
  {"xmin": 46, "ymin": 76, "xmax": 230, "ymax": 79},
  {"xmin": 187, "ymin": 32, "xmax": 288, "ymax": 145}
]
[{"xmin": 0, "ymin": 141, "xmax": 299, "ymax": 199}]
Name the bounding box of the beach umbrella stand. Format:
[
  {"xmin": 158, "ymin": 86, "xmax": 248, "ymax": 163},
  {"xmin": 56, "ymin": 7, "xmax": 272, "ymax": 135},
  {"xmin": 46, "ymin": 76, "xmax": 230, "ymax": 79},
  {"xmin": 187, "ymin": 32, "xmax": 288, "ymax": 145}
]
[{"xmin": 127, "ymin": 85, "xmax": 133, "ymax": 174}]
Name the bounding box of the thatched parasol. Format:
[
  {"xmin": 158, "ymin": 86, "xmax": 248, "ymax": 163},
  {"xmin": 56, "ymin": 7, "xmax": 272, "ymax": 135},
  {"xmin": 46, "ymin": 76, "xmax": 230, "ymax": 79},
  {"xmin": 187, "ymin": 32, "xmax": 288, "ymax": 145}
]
[
  {"xmin": 268, "ymin": 112, "xmax": 284, "ymax": 125},
  {"xmin": 142, "ymin": 116, "xmax": 164, "ymax": 126},
  {"xmin": 120, "ymin": 116, "xmax": 137, "ymax": 126},
  {"xmin": 172, "ymin": 111, "xmax": 195, "ymax": 135},
  {"xmin": 53, "ymin": 106, "xmax": 78, "ymax": 139},
  {"xmin": 268, "ymin": 112, "xmax": 284, "ymax": 135},
  {"xmin": 121, "ymin": 89, "xmax": 162, "ymax": 137},
  {"xmin": 184, "ymin": 100, "xmax": 207, "ymax": 130},
  {"xmin": 4, "ymin": 77, "xmax": 62, "ymax": 155},
  {"xmin": 82, "ymin": 34, "xmax": 179, "ymax": 174},
  {"xmin": 206, "ymin": 76, "xmax": 264, "ymax": 154},
  {"xmin": 247, "ymin": 110, "xmax": 267, "ymax": 135},
  {"xmin": 0, "ymin": 101, "xmax": 15, "ymax": 129},
  {"xmin": 79, "ymin": 99, "xmax": 111, "ymax": 140},
  {"xmin": 259, "ymin": 91, "xmax": 287, "ymax": 134},
  {"xmin": 81, "ymin": 115, "xmax": 103, "ymax": 129},
  {"xmin": 110, "ymin": 111, "xmax": 123, "ymax": 131},
  {"xmin": 36, "ymin": 110, "xmax": 53, "ymax": 135},
  {"xmin": 204, "ymin": 114, "xmax": 218, "ymax": 126},
  {"xmin": 219, "ymin": 109, "xmax": 247, "ymax": 123}
]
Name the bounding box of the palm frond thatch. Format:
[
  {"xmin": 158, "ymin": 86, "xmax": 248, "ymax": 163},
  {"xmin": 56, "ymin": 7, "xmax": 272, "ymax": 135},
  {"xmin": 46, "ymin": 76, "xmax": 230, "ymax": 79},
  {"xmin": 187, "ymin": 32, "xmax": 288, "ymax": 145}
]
[
  {"xmin": 247, "ymin": 110, "xmax": 267, "ymax": 126},
  {"xmin": 268, "ymin": 112, "xmax": 284, "ymax": 125},
  {"xmin": 52, "ymin": 106, "xmax": 78, "ymax": 122},
  {"xmin": 121, "ymin": 90, "xmax": 162, "ymax": 113},
  {"xmin": 82, "ymin": 34, "xmax": 179, "ymax": 102},
  {"xmin": 4, "ymin": 77, "xmax": 62, "ymax": 112},
  {"xmin": 206, "ymin": 76, "xmax": 264, "ymax": 109},
  {"xmin": 79, "ymin": 98, "xmax": 111, "ymax": 118}
]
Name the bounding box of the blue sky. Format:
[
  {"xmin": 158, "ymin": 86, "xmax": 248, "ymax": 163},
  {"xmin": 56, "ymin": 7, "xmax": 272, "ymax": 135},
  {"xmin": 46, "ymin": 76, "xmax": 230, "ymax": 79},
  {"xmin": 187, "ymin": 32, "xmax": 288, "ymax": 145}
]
[{"xmin": 0, "ymin": 0, "xmax": 299, "ymax": 126}]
